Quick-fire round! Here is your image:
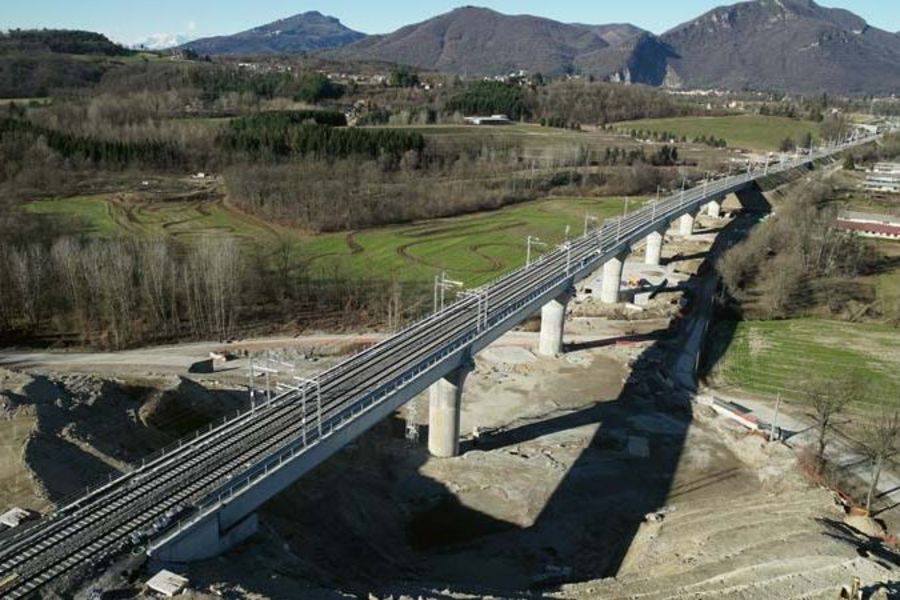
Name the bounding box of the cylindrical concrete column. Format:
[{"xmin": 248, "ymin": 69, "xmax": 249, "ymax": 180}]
[
  {"xmin": 538, "ymin": 294, "xmax": 569, "ymax": 356},
  {"xmin": 428, "ymin": 367, "xmax": 470, "ymax": 458},
  {"xmin": 706, "ymin": 200, "xmax": 722, "ymax": 219},
  {"xmin": 644, "ymin": 230, "xmax": 664, "ymax": 266},
  {"xmin": 601, "ymin": 253, "xmax": 626, "ymax": 304},
  {"xmin": 679, "ymin": 210, "xmax": 699, "ymax": 237}
]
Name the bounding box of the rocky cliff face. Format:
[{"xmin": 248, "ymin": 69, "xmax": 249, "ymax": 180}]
[{"xmin": 659, "ymin": 0, "xmax": 900, "ymax": 93}]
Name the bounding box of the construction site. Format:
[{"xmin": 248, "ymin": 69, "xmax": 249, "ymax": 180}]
[{"xmin": 1, "ymin": 166, "xmax": 897, "ymax": 600}]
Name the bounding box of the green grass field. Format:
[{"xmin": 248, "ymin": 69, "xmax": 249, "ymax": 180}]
[
  {"xmin": 868, "ymin": 241, "xmax": 900, "ymax": 311},
  {"xmin": 367, "ymin": 123, "xmax": 641, "ymax": 155},
  {"xmin": 27, "ymin": 194, "xmax": 640, "ymax": 287},
  {"xmin": 616, "ymin": 115, "xmax": 821, "ymax": 152},
  {"xmin": 708, "ymin": 318, "xmax": 900, "ymax": 413}
]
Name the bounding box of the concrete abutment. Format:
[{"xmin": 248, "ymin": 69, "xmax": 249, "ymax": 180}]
[{"xmin": 151, "ymin": 512, "xmax": 259, "ymax": 563}]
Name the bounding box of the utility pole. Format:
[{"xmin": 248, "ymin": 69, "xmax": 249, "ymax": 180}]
[
  {"xmin": 433, "ymin": 271, "xmax": 463, "ymax": 312},
  {"xmin": 583, "ymin": 213, "xmax": 598, "ymax": 236},
  {"xmin": 248, "ymin": 355, "xmax": 255, "ymax": 409},
  {"xmin": 460, "ymin": 288, "xmax": 489, "ymax": 332},
  {"xmin": 526, "ymin": 236, "xmax": 547, "ymax": 266},
  {"xmin": 770, "ymin": 393, "xmax": 782, "ymax": 443}
]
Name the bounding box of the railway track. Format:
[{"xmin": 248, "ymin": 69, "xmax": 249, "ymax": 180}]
[{"xmin": 0, "ymin": 136, "xmax": 874, "ymax": 599}]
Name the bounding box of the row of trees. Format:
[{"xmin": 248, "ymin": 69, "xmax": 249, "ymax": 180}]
[
  {"xmin": 445, "ymin": 81, "xmax": 530, "ymax": 120},
  {"xmin": 540, "ymin": 117, "xmax": 581, "ymax": 130},
  {"xmin": 0, "ymin": 116, "xmax": 182, "ymax": 169},
  {"xmin": 597, "ymin": 145, "xmax": 679, "ymax": 167},
  {"xmin": 804, "ymin": 374, "xmax": 899, "ymax": 512},
  {"xmin": 222, "ymin": 116, "xmax": 425, "ymax": 161},
  {"xmin": 627, "ymin": 128, "xmax": 727, "ymax": 148},
  {"xmin": 0, "ymin": 238, "xmax": 242, "ymax": 348},
  {"xmin": 534, "ymin": 80, "xmax": 693, "ymax": 125},
  {"xmin": 190, "ymin": 68, "xmax": 344, "ymax": 104},
  {"xmin": 718, "ymin": 181, "xmax": 873, "ymax": 320}
]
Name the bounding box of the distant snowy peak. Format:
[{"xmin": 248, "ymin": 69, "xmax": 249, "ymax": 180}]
[{"xmin": 132, "ymin": 33, "xmax": 192, "ymax": 51}]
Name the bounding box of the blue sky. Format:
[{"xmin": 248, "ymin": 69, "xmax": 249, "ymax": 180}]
[{"xmin": 2, "ymin": 1, "xmax": 896, "ymax": 45}]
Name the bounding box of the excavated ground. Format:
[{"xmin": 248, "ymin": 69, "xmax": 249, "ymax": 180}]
[{"xmin": 0, "ymin": 207, "xmax": 896, "ymax": 599}]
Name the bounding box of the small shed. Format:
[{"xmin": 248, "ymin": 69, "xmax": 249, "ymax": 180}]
[
  {"xmin": 0, "ymin": 507, "xmax": 35, "ymax": 528},
  {"xmin": 146, "ymin": 570, "xmax": 189, "ymax": 597}
]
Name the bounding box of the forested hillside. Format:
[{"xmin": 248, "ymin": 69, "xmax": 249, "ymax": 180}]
[
  {"xmin": 0, "ymin": 31, "xmax": 881, "ymax": 349},
  {"xmin": 0, "ymin": 30, "xmax": 133, "ymax": 98}
]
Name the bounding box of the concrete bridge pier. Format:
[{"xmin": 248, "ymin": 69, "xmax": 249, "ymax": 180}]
[
  {"xmin": 706, "ymin": 199, "xmax": 722, "ymax": 219},
  {"xmin": 678, "ymin": 209, "xmax": 700, "ymax": 237},
  {"xmin": 601, "ymin": 251, "xmax": 628, "ymax": 304},
  {"xmin": 428, "ymin": 364, "xmax": 472, "ymax": 458},
  {"xmin": 538, "ymin": 289, "xmax": 574, "ymax": 356},
  {"xmin": 644, "ymin": 227, "xmax": 667, "ymax": 266}
]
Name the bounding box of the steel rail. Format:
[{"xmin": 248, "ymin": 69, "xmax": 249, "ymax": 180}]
[{"xmin": 0, "ymin": 135, "xmax": 874, "ymax": 599}]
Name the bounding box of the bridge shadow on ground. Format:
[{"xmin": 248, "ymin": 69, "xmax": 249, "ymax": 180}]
[
  {"xmin": 509, "ymin": 212, "xmax": 763, "ymax": 586},
  {"xmin": 389, "ymin": 212, "xmax": 762, "ymax": 594},
  {"xmin": 212, "ymin": 213, "xmax": 763, "ymax": 599}
]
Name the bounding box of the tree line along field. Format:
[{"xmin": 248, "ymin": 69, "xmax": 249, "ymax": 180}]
[
  {"xmin": 365, "ymin": 122, "xmax": 725, "ymax": 167},
  {"xmin": 707, "ymin": 318, "xmax": 900, "ymax": 416},
  {"xmin": 26, "ymin": 193, "xmax": 640, "ymax": 288},
  {"xmin": 615, "ymin": 115, "xmax": 822, "ymax": 152}
]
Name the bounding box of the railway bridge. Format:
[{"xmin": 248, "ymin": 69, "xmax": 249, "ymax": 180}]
[{"xmin": 0, "ymin": 134, "xmax": 877, "ymax": 598}]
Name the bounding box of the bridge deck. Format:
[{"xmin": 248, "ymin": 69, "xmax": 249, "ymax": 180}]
[{"xmin": 0, "ymin": 136, "xmax": 875, "ymax": 598}]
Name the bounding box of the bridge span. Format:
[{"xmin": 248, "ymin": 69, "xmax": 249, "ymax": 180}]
[{"xmin": 0, "ymin": 134, "xmax": 876, "ymax": 598}]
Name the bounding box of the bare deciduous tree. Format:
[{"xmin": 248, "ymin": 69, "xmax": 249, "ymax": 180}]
[
  {"xmin": 807, "ymin": 374, "xmax": 861, "ymax": 474},
  {"xmin": 859, "ymin": 406, "xmax": 900, "ymax": 512}
]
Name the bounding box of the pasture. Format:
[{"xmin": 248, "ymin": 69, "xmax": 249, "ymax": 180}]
[
  {"xmin": 26, "ymin": 193, "xmax": 642, "ymax": 287},
  {"xmin": 616, "ymin": 115, "xmax": 821, "ymax": 152},
  {"xmin": 708, "ymin": 318, "xmax": 900, "ymax": 415}
]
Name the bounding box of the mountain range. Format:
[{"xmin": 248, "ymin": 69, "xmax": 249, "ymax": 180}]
[
  {"xmin": 181, "ymin": 11, "xmax": 365, "ymax": 55},
  {"xmin": 175, "ymin": 1, "xmax": 900, "ymax": 94},
  {"xmin": 660, "ymin": 0, "xmax": 900, "ymax": 94}
]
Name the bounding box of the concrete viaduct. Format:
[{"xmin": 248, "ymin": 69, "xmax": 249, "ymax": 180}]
[{"xmin": 0, "ymin": 135, "xmax": 876, "ymax": 599}]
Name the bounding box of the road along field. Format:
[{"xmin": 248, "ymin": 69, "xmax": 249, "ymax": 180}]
[
  {"xmin": 616, "ymin": 115, "xmax": 822, "ymax": 152},
  {"xmin": 26, "ymin": 192, "xmax": 644, "ymax": 288}
]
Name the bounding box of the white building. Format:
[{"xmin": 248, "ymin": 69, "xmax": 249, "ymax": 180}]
[
  {"xmin": 463, "ymin": 114, "xmax": 513, "ymax": 126},
  {"xmin": 864, "ymin": 162, "xmax": 900, "ymax": 193}
]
